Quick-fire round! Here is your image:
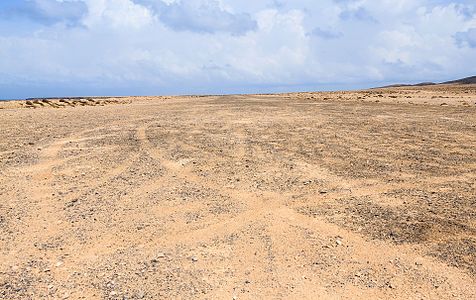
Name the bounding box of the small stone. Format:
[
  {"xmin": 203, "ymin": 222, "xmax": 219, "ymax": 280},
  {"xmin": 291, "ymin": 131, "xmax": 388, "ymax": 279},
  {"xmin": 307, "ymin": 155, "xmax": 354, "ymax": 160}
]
[
  {"xmin": 110, "ymin": 291, "xmax": 117, "ymax": 296},
  {"xmin": 55, "ymin": 261, "xmax": 63, "ymax": 267},
  {"xmin": 336, "ymin": 240, "xmax": 342, "ymax": 246},
  {"xmin": 191, "ymin": 256, "xmax": 198, "ymax": 262}
]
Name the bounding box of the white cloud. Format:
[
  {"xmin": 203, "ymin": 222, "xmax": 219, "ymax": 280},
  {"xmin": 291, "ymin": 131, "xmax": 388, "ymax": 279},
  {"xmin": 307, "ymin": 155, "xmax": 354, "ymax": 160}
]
[
  {"xmin": 0, "ymin": 0, "xmax": 475, "ymax": 98},
  {"xmin": 82, "ymin": 0, "xmax": 154, "ymax": 29},
  {"xmin": 135, "ymin": 0, "xmax": 257, "ymax": 35},
  {"xmin": 455, "ymin": 28, "xmax": 476, "ymax": 48}
]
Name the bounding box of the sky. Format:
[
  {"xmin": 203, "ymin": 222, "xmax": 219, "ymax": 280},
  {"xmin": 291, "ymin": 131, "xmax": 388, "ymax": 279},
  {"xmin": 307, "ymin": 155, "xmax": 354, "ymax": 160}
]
[{"xmin": 0, "ymin": 0, "xmax": 475, "ymax": 99}]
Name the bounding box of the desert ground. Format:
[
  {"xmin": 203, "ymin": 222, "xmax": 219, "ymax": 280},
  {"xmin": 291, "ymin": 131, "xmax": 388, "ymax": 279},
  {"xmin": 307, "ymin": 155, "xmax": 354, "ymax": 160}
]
[{"xmin": 1, "ymin": 84, "xmax": 475, "ymax": 299}]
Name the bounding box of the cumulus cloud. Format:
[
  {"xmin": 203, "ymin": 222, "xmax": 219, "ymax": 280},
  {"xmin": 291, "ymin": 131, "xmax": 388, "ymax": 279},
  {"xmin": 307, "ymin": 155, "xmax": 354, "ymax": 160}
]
[
  {"xmin": 135, "ymin": 0, "xmax": 257, "ymax": 35},
  {"xmin": 0, "ymin": 0, "xmax": 87, "ymax": 26},
  {"xmin": 82, "ymin": 0, "xmax": 154, "ymax": 29},
  {"xmin": 455, "ymin": 28, "xmax": 476, "ymax": 48},
  {"xmin": 308, "ymin": 27, "xmax": 343, "ymax": 40},
  {"xmin": 0, "ymin": 0, "xmax": 475, "ymax": 99},
  {"xmin": 339, "ymin": 7, "xmax": 377, "ymax": 23}
]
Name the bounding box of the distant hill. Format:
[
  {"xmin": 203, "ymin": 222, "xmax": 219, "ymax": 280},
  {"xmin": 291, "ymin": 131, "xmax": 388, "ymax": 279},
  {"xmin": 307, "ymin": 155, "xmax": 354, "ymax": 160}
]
[
  {"xmin": 377, "ymin": 76, "xmax": 476, "ymax": 88},
  {"xmin": 379, "ymin": 82, "xmax": 436, "ymax": 88},
  {"xmin": 441, "ymin": 76, "xmax": 476, "ymax": 85}
]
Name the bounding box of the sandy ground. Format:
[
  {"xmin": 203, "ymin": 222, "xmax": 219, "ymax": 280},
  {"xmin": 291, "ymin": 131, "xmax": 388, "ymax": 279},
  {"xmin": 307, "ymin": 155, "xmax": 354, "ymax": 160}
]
[{"xmin": 1, "ymin": 85, "xmax": 476, "ymax": 299}]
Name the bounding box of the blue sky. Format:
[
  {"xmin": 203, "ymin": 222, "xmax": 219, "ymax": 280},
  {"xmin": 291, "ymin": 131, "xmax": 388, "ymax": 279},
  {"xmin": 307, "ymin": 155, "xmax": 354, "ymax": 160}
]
[{"xmin": 0, "ymin": 0, "xmax": 475, "ymax": 99}]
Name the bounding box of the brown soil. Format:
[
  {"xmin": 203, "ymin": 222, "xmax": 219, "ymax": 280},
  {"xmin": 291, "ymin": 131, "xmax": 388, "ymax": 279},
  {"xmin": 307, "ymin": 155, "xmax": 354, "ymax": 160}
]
[{"xmin": 1, "ymin": 85, "xmax": 476, "ymax": 299}]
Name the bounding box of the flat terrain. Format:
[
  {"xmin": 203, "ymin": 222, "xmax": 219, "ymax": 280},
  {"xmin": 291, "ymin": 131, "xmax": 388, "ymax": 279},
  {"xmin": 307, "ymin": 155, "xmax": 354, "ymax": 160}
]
[{"xmin": 1, "ymin": 85, "xmax": 476, "ymax": 299}]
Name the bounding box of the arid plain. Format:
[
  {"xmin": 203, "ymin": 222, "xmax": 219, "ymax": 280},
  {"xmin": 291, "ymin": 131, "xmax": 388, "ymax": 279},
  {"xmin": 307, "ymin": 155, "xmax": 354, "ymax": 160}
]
[{"xmin": 1, "ymin": 85, "xmax": 476, "ymax": 299}]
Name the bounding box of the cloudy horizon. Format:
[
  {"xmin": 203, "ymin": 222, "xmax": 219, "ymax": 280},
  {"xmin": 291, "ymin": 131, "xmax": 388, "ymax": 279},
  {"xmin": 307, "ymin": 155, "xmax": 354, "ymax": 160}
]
[{"xmin": 1, "ymin": 0, "xmax": 475, "ymax": 99}]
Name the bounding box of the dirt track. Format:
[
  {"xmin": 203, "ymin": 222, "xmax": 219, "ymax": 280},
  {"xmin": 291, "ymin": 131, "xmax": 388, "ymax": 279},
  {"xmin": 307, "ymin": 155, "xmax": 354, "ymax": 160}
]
[{"xmin": 1, "ymin": 85, "xmax": 476, "ymax": 299}]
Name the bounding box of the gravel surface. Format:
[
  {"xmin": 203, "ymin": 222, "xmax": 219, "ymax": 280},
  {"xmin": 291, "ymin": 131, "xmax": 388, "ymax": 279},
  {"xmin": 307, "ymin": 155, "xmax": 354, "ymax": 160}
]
[{"xmin": 1, "ymin": 85, "xmax": 476, "ymax": 299}]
